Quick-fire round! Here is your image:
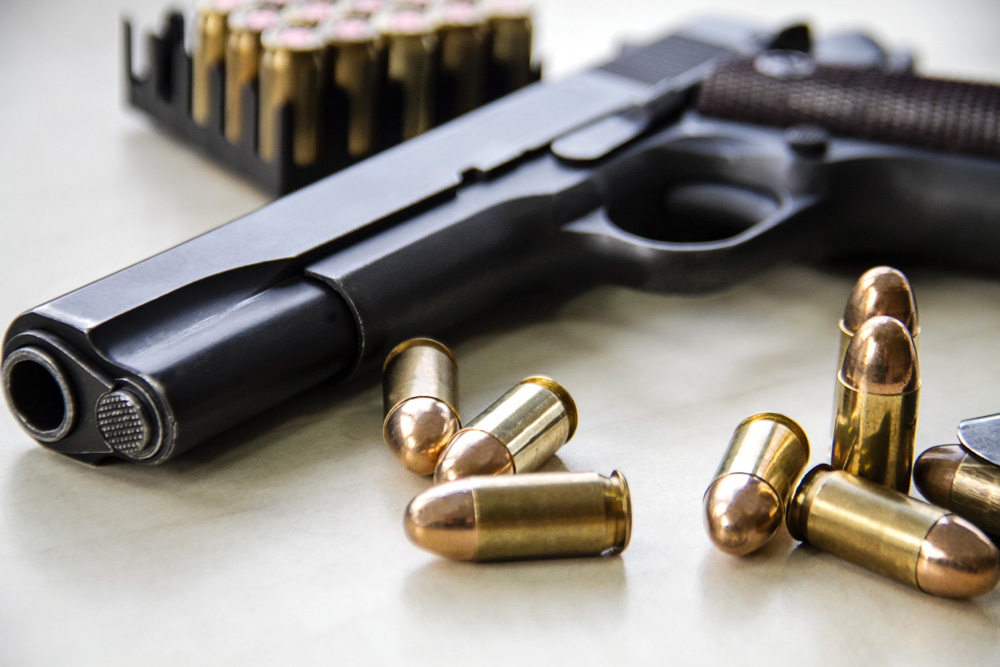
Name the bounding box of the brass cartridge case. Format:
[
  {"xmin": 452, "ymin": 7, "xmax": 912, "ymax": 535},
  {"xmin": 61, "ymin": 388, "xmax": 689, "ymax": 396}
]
[
  {"xmin": 405, "ymin": 471, "xmax": 631, "ymax": 561},
  {"xmin": 193, "ymin": 0, "xmax": 244, "ymax": 126},
  {"xmin": 373, "ymin": 7, "xmax": 439, "ymax": 140},
  {"xmin": 259, "ymin": 24, "xmax": 329, "ymax": 165},
  {"xmin": 325, "ymin": 14, "xmax": 385, "ymax": 158},
  {"xmin": 704, "ymin": 413, "xmax": 810, "ymax": 556},
  {"xmin": 434, "ymin": 376, "xmax": 576, "ymax": 483},
  {"xmin": 482, "ymin": 0, "xmax": 533, "ymax": 91},
  {"xmin": 431, "ymin": 1, "xmax": 488, "ymax": 116},
  {"xmin": 225, "ymin": 6, "xmax": 282, "ymax": 143},
  {"xmin": 832, "ymin": 315, "xmax": 919, "ymax": 493},
  {"xmin": 788, "ymin": 466, "xmax": 1000, "ymax": 598},
  {"xmin": 383, "ymin": 339, "xmax": 460, "ymax": 475},
  {"xmin": 914, "ymin": 445, "xmax": 1000, "ymax": 536}
]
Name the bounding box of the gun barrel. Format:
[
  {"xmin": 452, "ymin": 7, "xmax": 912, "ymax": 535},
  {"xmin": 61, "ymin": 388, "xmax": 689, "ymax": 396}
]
[{"xmin": 2, "ymin": 278, "xmax": 357, "ymax": 463}]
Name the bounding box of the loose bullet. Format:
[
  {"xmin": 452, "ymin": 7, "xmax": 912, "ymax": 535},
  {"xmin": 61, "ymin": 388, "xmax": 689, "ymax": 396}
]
[
  {"xmin": 404, "ymin": 471, "xmax": 631, "ymax": 561},
  {"xmin": 434, "ymin": 376, "xmax": 576, "ymax": 483},
  {"xmin": 788, "ymin": 465, "xmax": 1000, "ymax": 598},
  {"xmin": 383, "ymin": 339, "xmax": 460, "ymax": 476},
  {"xmin": 704, "ymin": 413, "xmax": 810, "ymax": 556},
  {"xmin": 832, "ymin": 315, "xmax": 919, "ymax": 492},
  {"xmin": 914, "ymin": 444, "xmax": 1000, "ymax": 537}
]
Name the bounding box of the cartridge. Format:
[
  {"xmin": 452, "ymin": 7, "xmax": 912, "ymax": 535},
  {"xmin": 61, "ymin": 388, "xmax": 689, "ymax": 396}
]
[
  {"xmin": 383, "ymin": 339, "xmax": 460, "ymax": 476},
  {"xmin": 434, "ymin": 376, "xmax": 576, "ymax": 483},
  {"xmin": 193, "ymin": 0, "xmax": 244, "ymax": 126},
  {"xmin": 914, "ymin": 444, "xmax": 1000, "ymax": 537},
  {"xmin": 704, "ymin": 413, "xmax": 810, "ymax": 555},
  {"xmin": 482, "ymin": 0, "xmax": 533, "ymax": 94},
  {"xmin": 373, "ymin": 7, "xmax": 438, "ymax": 141},
  {"xmin": 832, "ymin": 316, "xmax": 919, "ymax": 492},
  {"xmin": 259, "ymin": 24, "xmax": 329, "ymax": 165},
  {"xmin": 788, "ymin": 466, "xmax": 999, "ymax": 598},
  {"xmin": 432, "ymin": 1, "xmax": 488, "ymax": 121},
  {"xmin": 405, "ymin": 471, "xmax": 631, "ymax": 561},
  {"xmin": 225, "ymin": 6, "xmax": 282, "ymax": 143},
  {"xmin": 325, "ymin": 13, "xmax": 385, "ymax": 158}
]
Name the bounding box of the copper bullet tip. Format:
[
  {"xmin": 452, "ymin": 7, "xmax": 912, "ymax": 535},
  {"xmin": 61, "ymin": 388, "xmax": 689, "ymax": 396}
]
[
  {"xmin": 704, "ymin": 474, "xmax": 783, "ymax": 556},
  {"xmin": 434, "ymin": 429, "xmax": 514, "ymax": 483},
  {"xmin": 916, "ymin": 515, "xmax": 1000, "ymax": 598},
  {"xmin": 404, "ymin": 483, "xmax": 477, "ymax": 560},
  {"xmin": 840, "ymin": 315, "xmax": 919, "ymax": 395},
  {"xmin": 383, "ymin": 397, "xmax": 461, "ymax": 476},
  {"xmin": 913, "ymin": 445, "xmax": 964, "ymax": 508},
  {"xmin": 842, "ymin": 266, "xmax": 918, "ymax": 335}
]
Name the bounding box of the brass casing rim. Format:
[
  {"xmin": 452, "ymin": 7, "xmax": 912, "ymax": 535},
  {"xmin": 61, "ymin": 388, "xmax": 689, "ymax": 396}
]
[
  {"xmin": 733, "ymin": 412, "xmax": 810, "ymax": 454},
  {"xmin": 786, "ymin": 463, "xmax": 831, "ymax": 542},
  {"xmin": 518, "ymin": 375, "xmax": 578, "ymax": 440},
  {"xmin": 610, "ymin": 470, "xmax": 632, "ymax": 553},
  {"xmin": 383, "ymin": 337, "xmax": 457, "ymax": 371}
]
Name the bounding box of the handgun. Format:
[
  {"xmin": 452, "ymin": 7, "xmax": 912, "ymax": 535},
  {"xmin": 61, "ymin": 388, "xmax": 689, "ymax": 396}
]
[{"xmin": 4, "ymin": 18, "xmax": 1000, "ymax": 464}]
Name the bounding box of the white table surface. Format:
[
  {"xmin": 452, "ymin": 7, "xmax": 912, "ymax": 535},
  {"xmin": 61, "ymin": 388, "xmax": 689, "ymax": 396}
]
[{"xmin": 2, "ymin": 1, "xmax": 999, "ymax": 665}]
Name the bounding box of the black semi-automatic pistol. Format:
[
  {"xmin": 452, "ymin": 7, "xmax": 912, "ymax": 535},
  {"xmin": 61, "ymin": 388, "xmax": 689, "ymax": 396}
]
[{"xmin": 4, "ymin": 19, "xmax": 1000, "ymax": 464}]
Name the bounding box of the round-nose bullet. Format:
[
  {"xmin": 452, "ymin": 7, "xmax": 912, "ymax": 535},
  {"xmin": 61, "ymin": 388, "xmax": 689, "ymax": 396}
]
[
  {"xmin": 832, "ymin": 316, "xmax": 919, "ymax": 492},
  {"xmin": 788, "ymin": 466, "xmax": 999, "ymax": 598},
  {"xmin": 383, "ymin": 396, "xmax": 461, "ymax": 475},
  {"xmin": 704, "ymin": 474, "xmax": 782, "ymax": 556},
  {"xmin": 917, "ymin": 514, "xmax": 1000, "ymax": 598},
  {"xmin": 913, "ymin": 444, "xmax": 964, "ymax": 508},
  {"xmin": 915, "ymin": 444, "xmax": 1000, "ymax": 537},
  {"xmin": 841, "ymin": 266, "xmax": 919, "ymax": 341},
  {"xmin": 382, "ymin": 339, "xmax": 459, "ymax": 475},
  {"xmin": 703, "ymin": 413, "xmax": 809, "ymax": 556},
  {"xmin": 405, "ymin": 471, "xmax": 631, "ymax": 561},
  {"xmin": 434, "ymin": 376, "xmax": 576, "ymax": 483}
]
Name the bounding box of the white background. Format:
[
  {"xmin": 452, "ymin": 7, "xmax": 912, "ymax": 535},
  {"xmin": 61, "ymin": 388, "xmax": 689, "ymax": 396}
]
[{"xmin": 1, "ymin": 0, "xmax": 999, "ymax": 664}]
